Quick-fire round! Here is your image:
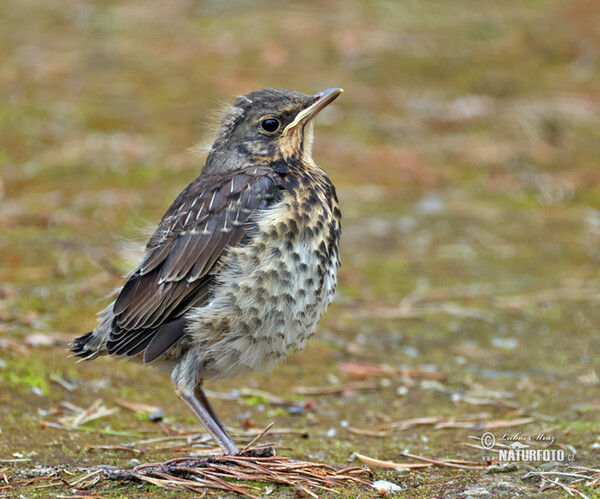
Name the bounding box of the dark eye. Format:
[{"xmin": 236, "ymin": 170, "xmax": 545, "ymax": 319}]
[{"xmin": 261, "ymin": 118, "xmax": 280, "ymax": 133}]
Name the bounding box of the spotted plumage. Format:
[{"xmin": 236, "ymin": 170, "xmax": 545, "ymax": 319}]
[{"xmin": 71, "ymin": 88, "xmax": 343, "ymax": 455}]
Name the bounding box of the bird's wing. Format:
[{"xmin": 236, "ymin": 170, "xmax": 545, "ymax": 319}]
[{"xmin": 106, "ymin": 166, "xmax": 279, "ymax": 363}]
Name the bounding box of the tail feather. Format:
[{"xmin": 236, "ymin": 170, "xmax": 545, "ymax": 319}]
[
  {"xmin": 69, "ymin": 331, "xmax": 101, "ymax": 360},
  {"xmin": 69, "ymin": 302, "xmax": 114, "ymax": 361}
]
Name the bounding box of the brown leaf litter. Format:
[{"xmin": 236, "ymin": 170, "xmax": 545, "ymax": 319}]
[
  {"xmin": 104, "ymin": 446, "xmax": 372, "ymax": 497},
  {"xmin": 354, "ymin": 451, "xmax": 486, "ymax": 471},
  {"xmin": 347, "ymin": 412, "xmax": 536, "ymax": 437},
  {"xmin": 3, "ymin": 446, "xmax": 372, "ymax": 498},
  {"xmin": 523, "ymin": 467, "xmax": 600, "ymax": 498}
]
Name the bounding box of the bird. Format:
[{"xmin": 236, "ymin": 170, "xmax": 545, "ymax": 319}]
[{"xmin": 70, "ymin": 88, "xmax": 343, "ymax": 455}]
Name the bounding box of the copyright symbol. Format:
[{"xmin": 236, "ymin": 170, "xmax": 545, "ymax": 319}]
[{"xmin": 481, "ymin": 432, "xmax": 496, "ymax": 450}]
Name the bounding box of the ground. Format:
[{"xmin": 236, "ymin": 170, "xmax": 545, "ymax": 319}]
[{"xmin": 1, "ymin": 0, "xmax": 599, "ymax": 497}]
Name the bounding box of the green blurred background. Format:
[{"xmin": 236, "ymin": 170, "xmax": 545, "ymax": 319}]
[{"xmin": 1, "ymin": 0, "xmax": 599, "ymax": 496}]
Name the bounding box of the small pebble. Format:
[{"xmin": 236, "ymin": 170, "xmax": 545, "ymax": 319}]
[
  {"xmin": 148, "ymin": 410, "xmax": 164, "ymax": 422},
  {"xmin": 287, "ymin": 405, "xmax": 305, "ymax": 415},
  {"xmin": 463, "ymin": 486, "xmax": 490, "ymax": 498},
  {"xmin": 484, "ymin": 462, "xmax": 519, "ymax": 473},
  {"xmin": 371, "ymin": 480, "xmax": 401, "ymax": 494}
]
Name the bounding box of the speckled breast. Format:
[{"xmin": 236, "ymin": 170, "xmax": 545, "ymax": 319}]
[{"xmin": 186, "ymin": 168, "xmax": 341, "ymax": 380}]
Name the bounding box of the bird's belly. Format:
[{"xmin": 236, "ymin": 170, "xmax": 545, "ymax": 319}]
[{"xmin": 185, "ymin": 203, "xmax": 338, "ymax": 380}]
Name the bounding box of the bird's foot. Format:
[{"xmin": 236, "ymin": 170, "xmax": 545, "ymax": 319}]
[{"xmin": 237, "ymin": 445, "xmax": 275, "ymax": 458}]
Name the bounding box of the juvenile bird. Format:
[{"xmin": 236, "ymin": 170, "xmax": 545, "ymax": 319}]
[{"xmin": 71, "ymin": 88, "xmax": 343, "ymax": 455}]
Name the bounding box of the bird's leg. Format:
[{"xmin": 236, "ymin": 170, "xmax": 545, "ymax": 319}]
[
  {"xmin": 175, "ymin": 385, "xmax": 239, "ymax": 455},
  {"xmin": 194, "ymin": 383, "xmax": 228, "ymax": 435}
]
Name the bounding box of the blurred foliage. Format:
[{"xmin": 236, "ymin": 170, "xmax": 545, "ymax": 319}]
[{"xmin": 1, "ymin": 0, "xmax": 600, "ymax": 496}]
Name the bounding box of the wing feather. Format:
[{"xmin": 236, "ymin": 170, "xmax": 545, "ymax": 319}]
[{"xmin": 106, "ymin": 167, "xmax": 278, "ymax": 362}]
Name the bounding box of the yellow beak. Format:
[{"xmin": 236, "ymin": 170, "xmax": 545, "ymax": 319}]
[{"xmin": 282, "ymin": 88, "xmax": 343, "ymax": 136}]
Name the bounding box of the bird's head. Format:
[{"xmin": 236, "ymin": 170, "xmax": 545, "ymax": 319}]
[{"xmin": 205, "ymin": 88, "xmax": 343, "ymax": 173}]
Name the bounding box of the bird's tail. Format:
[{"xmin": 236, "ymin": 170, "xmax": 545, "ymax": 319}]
[
  {"xmin": 68, "ymin": 331, "xmax": 98, "ymax": 359},
  {"xmin": 69, "ymin": 303, "xmax": 114, "ymax": 361}
]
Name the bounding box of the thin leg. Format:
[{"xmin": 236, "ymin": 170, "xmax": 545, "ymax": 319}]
[
  {"xmin": 178, "ymin": 387, "xmax": 239, "ymax": 455},
  {"xmin": 195, "ymin": 384, "xmax": 228, "ymax": 435}
]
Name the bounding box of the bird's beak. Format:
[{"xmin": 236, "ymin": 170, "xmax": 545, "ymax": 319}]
[{"xmin": 282, "ymin": 88, "xmax": 343, "ymax": 137}]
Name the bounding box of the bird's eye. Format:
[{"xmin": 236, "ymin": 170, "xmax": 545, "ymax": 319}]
[{"xmin": 261, "ymin": 118, "xmax": 280, "ymax": 133}]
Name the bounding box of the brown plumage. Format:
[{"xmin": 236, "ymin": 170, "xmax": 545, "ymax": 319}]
[{"xmin": 71, "ymin": 88, "xmax": 343, "ymax": 455}]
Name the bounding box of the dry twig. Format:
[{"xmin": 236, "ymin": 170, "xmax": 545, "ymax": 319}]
[
  {"xmin": 292, "ymin": 381, "xmax": 378, "ymax": 395},
  {"xmin": 399, "ymin": 452, "xmax": 486, "ymax": 470},
  {"xmin": 355, "ymin": 451, "xmax": 486, "ymax": 471},
  {"xmin": 104, "ymin": 446, "xmax": 372, "ymax": 497}
]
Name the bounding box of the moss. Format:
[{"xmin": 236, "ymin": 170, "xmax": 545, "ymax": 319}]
[
  {"xmin": 2, "ymin": 0, "xmax": 600, "ymax": 496},
  {"xmin": 0, "ymin": 356, "xmax": 52, "ymax": 396}
]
